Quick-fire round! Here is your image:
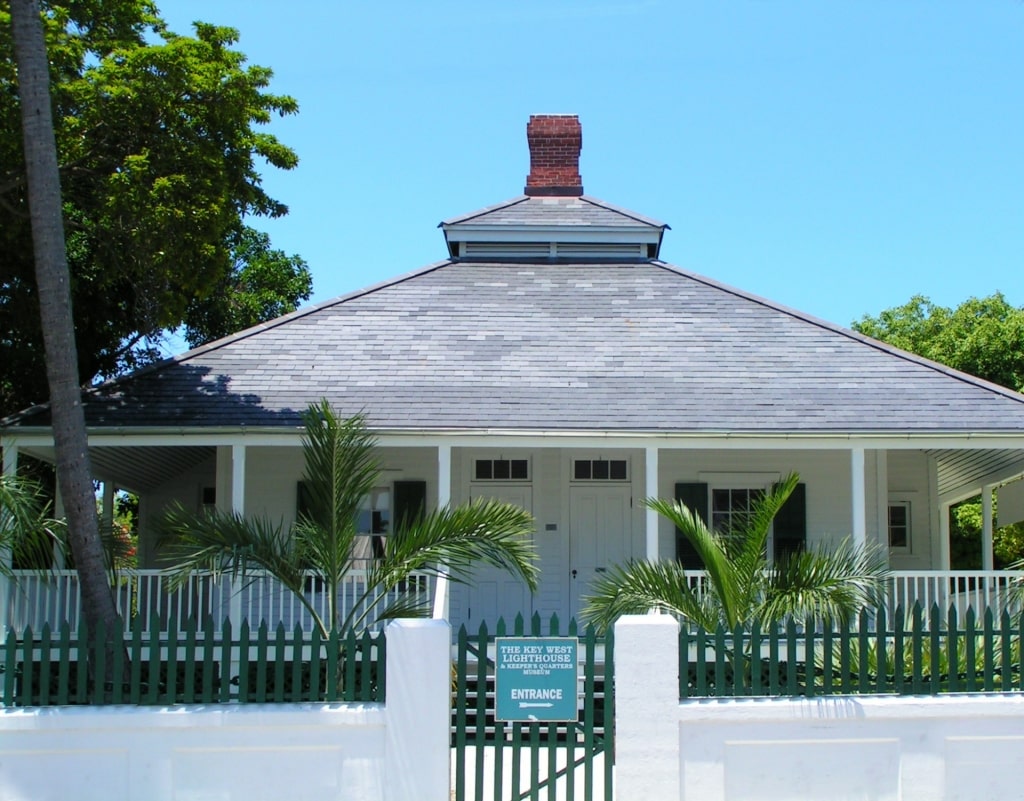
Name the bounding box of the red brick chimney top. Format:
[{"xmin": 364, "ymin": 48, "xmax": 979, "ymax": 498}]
[{"xmin": 524, "ymin": 114, "xmax": 583, "ymax": 197}]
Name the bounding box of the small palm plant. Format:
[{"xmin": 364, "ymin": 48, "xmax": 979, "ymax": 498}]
[
  {"xmin": 161, "ymin": 400, "xmax": 539, "ymax": 638},
  {"xmin": 0, "ymin": 473, "xmax": 66, "ymax": 575},
  {"xmin": 581, "ymin": 473, "xmax": 888, "ymax": 633}
]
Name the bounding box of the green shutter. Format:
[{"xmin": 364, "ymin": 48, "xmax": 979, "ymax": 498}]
[
  {"xmin": 773, "ymin": 482, "xmax": 806, "ymax": 561},
  {"xmin": 393, "ymin": 480, "xmax": 427, "ymax": 535},
  {"xmin": 675, "ymin": 482, "xmax": 708, "ymax": 569}
]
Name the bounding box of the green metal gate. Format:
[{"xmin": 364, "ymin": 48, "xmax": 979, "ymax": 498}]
[{"xmin": 452, "ymin": 614, "xmax": 614, "ymax": 801}]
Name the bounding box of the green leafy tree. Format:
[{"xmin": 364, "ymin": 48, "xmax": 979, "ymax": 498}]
[
  {"xmin": 581, "ymin": 473, "xmax": 887, "ymax": 632},
  {"xmin": 854, "ymin": 293, "xmax": 1024, "ymax": 566},
  {"xmin": 853, "ymin": 293, "xmax": 1024, "ymax": 392},
  {"xmin": 0, "ymin": 0, "xmax": 305, "ymax": 416},
  {"xmin": 182, "ymin": 227, "xmax": 311, "ymax": 348},
  {"xmin": 161, "ymin": 401, "xmax": 540, "ymax": 637}
]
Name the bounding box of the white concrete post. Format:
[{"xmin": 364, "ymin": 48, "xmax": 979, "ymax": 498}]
[
  {"xmin": 851, "ymin": 447, "xmax": 866, "ymax": 549},
  {"xmin": 645, "ymin": 446, "xmax": 659, "ymax": 561},
  {"xmin": 432, "ymin": 444, "xmax": 452, "ymax": 620},
  {"xmin": 385, "ymin": 618, "xmax": 451, "ymax": 801},
  {"xmin": 982, "ymin": 484, "xmax": 995, "ymax": 571},
  {"xmin": 614, "ymin": 613, "xmax": 680, "ymax": 801}
]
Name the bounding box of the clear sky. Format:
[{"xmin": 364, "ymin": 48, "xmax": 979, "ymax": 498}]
[{"xmin": 160, "ymin": 1, "xmax": 1022, "ymax": 332}]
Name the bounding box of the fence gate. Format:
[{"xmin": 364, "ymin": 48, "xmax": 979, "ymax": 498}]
[{"xmin": 452, "ymin": 614, "xmax": 614, "ymax": 801}]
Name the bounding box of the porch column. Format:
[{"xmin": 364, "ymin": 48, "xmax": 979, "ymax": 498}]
[
  {"xmin": 938, "ymin": 502, "xmax": 952, "ymax": 570},
  {"xmin": 1, "ymin": 442, "xmax": 16, "ymax": 636},
  {"xmin": 851, "ymin": 447, "xmax": 867, "ymax": 549},
  {"xmin": 644, "ymin": 446, "xmax": 659, "ymax": 561},
  {"xmin": 230, "ymin": 445, "xmax": 246, "ymax": 629},
  {"xmin": 432, "ymin": 444, "xmax": 452, "ymax": 620},
  {"xmin": 982, "ymin": 484, "xmax": 995, "ymax": 571}
]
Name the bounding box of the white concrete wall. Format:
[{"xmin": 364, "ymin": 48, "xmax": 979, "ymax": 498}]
[
  {"xmin": 615, "ymin": 614, "xmax": 1024, "ymax": 801},
  {"xmin": 0, "ymin": 619, "xmax": 450, "ymax": 801}
]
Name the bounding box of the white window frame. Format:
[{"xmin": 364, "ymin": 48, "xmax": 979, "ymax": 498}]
[{"xmin": 887, "ymin": 499, "xmax": 912, "ymax": 552}]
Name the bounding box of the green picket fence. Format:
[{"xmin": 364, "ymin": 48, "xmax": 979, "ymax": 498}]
[
  {"xmin": 1, "ymin": 616, "xmax": 385, "ymax": 707},
  {"xmin": 680, "ymin": 603, "xmax": 1024, "ymax": 699}
]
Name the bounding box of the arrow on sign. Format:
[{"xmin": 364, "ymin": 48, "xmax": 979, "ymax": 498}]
[{"xmin": 519, "ymin": 702, "xmax": 554, "ymax": 709}]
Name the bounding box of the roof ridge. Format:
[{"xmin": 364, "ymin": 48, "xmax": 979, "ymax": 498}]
[
  {"xmin": 439, "ymin": 196, "xmax": 530, "ymax": 226},
  {"xmin": 652, "ymin": 261, "xmax": 1024, "ymax": 406},
  {"xmin": 579, "ymin": 195, "xmax": 669, "ymax": 229}
]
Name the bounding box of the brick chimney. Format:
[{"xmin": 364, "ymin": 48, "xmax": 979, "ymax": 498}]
[{"xmin": 524, "ymin": 114, "xmax": 583, "ymax": 197}]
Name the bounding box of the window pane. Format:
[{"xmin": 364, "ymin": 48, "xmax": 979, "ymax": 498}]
[
  {"xmin": 475, "ymin": 460, "xmax": 492, "ymax": 480},
  {"xmin": 511, "ymin": 459, "xmax": 528, "ymax": 480},
  {"xmin": 494, "ymin": 459, "xmax": 510, "ymax": 479},
  {"xmin": 575, "ymin": 460, "xmax": 591, "ymax": 480},
  {"xmin": 593, "ymin": 460, "xmax": 609, "ymax": 480},
  {"xmin": 610, "ymin": 460, "xmax": 627, "ymax": 480},
  {"xmin": 712, "ymin": 490, "xmax": 730, "ymax": 513}
]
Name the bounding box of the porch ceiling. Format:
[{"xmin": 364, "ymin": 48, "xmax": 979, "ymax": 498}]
[
  {"xmin": 20, "ymin": 444, "xmax": 215, "ymax": 494},
  {"xmin": 930, "ymin": 448, "xmax": 1024, "ymax": 501}
]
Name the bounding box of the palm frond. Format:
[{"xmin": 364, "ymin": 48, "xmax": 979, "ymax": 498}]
[
  {"xmin": 580, "ymin": 559, "xmax": 719, "ymax": 632},
  {"xmin": 377, "ymin": 498, "xmax": 539, "ymax": 592},
  {"xmin": 643, "ymin": 496, "xmax": 742, "ymax": 626},
  {"xmin": 0, "ymin": 474, "xmax": 65, "ymax": 576},
  {"xmin": 759, "ymin": 538, "xmax": 888, "ymax": 624},
  {"xmin": 159, "ymin": 504, "xmax": 306, "ymax": 594}
]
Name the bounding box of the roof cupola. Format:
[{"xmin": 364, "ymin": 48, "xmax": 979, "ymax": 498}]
[{"xmin": 441, "ymin": 115, "xmax": 668, "ymax": 260}]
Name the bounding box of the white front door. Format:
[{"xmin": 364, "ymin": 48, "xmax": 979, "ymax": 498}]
[
  {"xmin": 464, "ymin": 484, "xmax": 534, "ymax": 627},
  {"xmin": 569, "ymin": 484, "xmax": 633, "ymax": 620}
]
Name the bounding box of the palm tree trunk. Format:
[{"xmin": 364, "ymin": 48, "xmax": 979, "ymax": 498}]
[{"xmin": 10, "ymin": 0, "xmax": 120, "ymax": 639}]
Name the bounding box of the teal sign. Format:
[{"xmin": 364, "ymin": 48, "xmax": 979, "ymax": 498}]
[{"xmin": 495, "ymin": 637, "xmax": 579, "ymax": 722}]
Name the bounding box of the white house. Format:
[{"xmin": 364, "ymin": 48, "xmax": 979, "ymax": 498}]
[{"xmin": 4, "ymin": 114, "xmax": 1024, "ymax": 632}]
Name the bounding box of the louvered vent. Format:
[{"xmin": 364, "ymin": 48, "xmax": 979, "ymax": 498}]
[
  {"xmin": 555, "ymin": 243, "xmax": 645, "ymax": 258},
  {"xmin": 463, "ymin": 242, "xmax": 552, "ymax": 258}
]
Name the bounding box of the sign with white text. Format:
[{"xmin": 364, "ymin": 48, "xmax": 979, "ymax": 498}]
[{"xmin": 494, "ymin": 637, "xmax": 579, "ymax": 722}]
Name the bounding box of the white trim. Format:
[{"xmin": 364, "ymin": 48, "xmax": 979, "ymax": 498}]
[
  {"xmin": 1, "ymin": 443, "xmax": 16, "ymax": 477},
  {"xmin": 697, "ymin": 471, "xmax": 780, "ymax": 487},
  {"xmin": 851, "ymin": 447, "xmax": 866, "ymax": 549},
  {"xmin": 10, "ymin": 429, "xmax": 1024, "ymax": 451},
  {"xmin": 938, "ymin": 501, "xmax": 951, "ymax": 570}
]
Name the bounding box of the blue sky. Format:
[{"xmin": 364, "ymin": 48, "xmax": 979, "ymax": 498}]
[{"xmin": 161, "ymin": 1, "xmax": 1022, "ymax": 332}]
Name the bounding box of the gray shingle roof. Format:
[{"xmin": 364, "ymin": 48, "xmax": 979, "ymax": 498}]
[
  {"xmin": 441, "ymin": 196, "xmax": 668, "ymax": 229},
  {"xmin": 13, "ymin": 260, "xmax": 1024, "ymax": 434}
]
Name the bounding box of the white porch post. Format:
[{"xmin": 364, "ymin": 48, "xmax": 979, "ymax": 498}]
[
  {"xmin": 851, "ymin": 447, "xmax": 866, "ymax": 549},
  {"xmin": 982, "ymin": 484, "xmax": 995, "ymax": 571},
  {"xmin": 1, "ymin": 442, "xmax": 17, "ymax": 637},
  {"xmin": 230, "ymin": 445, "xmax": 246, "ymax": 630},
  {"xmin": 938, "ymin": 502, "xmax": 952, "ymax": 570},
  {"xmin": 432, "ymin": 444, "xmax": 452, "ymax": 620},
  {"xmin": 644, "ymin": 446, "xmax": 659, "ymax": 561}
]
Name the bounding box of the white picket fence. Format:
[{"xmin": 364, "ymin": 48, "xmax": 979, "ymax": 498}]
[{"xmin": 3, "ymin": 567, "xmax": 435, "ymax": 635}]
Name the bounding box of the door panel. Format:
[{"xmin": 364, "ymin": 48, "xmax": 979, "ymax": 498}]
[
  {"xmin": 464, "ymin": 484, "xmax": 534, "ymax": 626},
  {"xmin": 570, "ymin": 485, "xmax": 633, "ymax": 620}
]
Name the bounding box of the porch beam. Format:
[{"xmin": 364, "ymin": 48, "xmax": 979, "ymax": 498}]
[
  {"xmin": 851, "ymin": 447, "xmax": 866, "ymax": 549},
  {"xmin": 938, "ymin": 502, "xmax": 952, "ymax": 570},
  {"xmin": 982, "ymin": 484, "xmax": 995, "ymax": 571},
  {"xmin": 644, "ymin": 446, "xmax": 659, "ymax": 561}
]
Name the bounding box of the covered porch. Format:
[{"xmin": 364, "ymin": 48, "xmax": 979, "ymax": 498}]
[{"xmin": 4, "ymin": 429, "xmax": 1024, "ymax": 636}]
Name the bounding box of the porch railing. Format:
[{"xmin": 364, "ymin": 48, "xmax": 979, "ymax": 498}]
[
  {"xmin": 680, "ymin": 569, "xmax": 1024, "ymax": 619},
  {"xmin": 3, "ymin": 567, "xmax": 436, "ymax": 636}
]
